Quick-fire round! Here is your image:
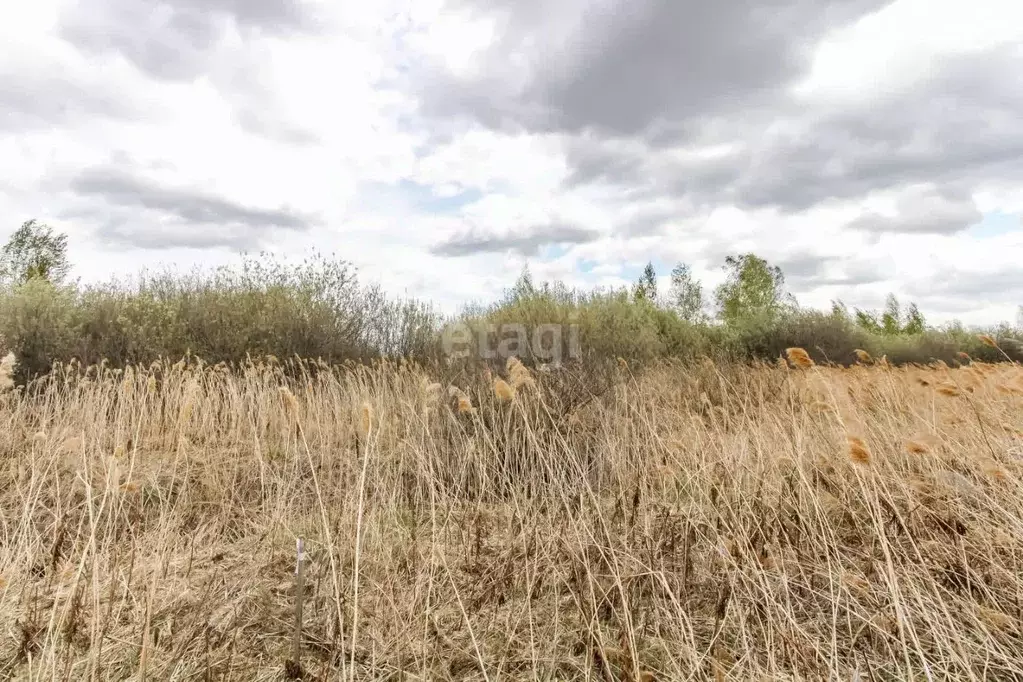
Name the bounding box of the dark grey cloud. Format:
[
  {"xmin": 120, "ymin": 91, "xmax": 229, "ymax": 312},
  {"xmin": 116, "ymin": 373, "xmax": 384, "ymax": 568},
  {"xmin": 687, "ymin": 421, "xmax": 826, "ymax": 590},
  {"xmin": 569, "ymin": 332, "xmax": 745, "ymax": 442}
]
[
  {"xmin": 0, "ymin": 70, "xmax": 144, "ymax": 132},
  {"xmin": 59, "ymin": 0, "xmax": 319, "ymax": 83},
  {"xmin": 431, "ymin": 222, "xmax": 599, "ymax": 257},
  {"xmin": 416, "ymin": 2, "xmax": 1023, "ymax": 237},
  {"xmin": 728, "ymin": 52, "xmax": 1023, "ymax": 212},
  {"xmin": 671, "ymin": 48, "xmax": 1023, "ymax": 214},
  {"xmin": 68, "ymin": 165, "xmax": 315, "ymax": 249},
  {"xmin": 555, "ymin": 46, "xmax": 1023, "ymax": 217},
  {"xmin": 846, "ymin": 185, "xmax": 982, "ymax": 235},
  {"xmin": 618, "ymin": 202, "xmax": 691, "ymax": 237},
  {"xmin": 776, "ymin": 252, "xmax": 837, "ymax": 280},
  {"xmin": 785, "ymin": 256, "xmax": 887, "ymax": 289},
  {"xmin": 416, "ymin": 0, "xmax": 892, "ymax": 137}
]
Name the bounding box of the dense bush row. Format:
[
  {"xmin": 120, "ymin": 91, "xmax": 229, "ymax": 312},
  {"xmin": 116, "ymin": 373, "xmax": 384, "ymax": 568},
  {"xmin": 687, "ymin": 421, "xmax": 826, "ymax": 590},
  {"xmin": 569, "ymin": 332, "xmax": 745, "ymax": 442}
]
[
  {"xmin": 455, "ymin": 285, "xmax": 1023, "ymax": 368},
  {"xmin": 1, "ymin": 252, "xmax": 1020, "ymax": 384},
  {"xmin": 0, "ymin": 254, "xmax": 438, "ymax": 383}
]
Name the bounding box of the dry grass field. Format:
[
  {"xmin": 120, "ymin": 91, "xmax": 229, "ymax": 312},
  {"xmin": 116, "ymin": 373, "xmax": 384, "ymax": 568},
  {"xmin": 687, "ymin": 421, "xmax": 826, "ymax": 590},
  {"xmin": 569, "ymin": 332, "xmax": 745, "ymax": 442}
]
[{"xmin": 2, "ymin": 349, "xmax": 1023, "ymax": 681}]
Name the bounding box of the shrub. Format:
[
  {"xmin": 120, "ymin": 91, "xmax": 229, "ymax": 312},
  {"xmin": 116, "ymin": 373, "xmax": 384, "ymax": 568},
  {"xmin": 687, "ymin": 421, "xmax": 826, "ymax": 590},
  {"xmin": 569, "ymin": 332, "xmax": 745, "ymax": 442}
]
[{"xmin": 0, "ymin": 253, "xmax": 439, "ymax": 381}]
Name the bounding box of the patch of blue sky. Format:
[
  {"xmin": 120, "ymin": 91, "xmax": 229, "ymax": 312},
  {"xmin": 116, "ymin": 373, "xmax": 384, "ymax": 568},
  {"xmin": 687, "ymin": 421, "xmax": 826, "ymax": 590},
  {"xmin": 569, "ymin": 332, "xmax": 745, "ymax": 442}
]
[
  {"xmin": 968, "ymin": 210, "xmax": 1021, "ymax": 238},
  {"xmin": 539, "ymin": 244, "xmax": 571, "ymax": 260},
  {"xmin": 619, "ymin": 258, "xmax": 675, "ymax": 283},
  {"xmin": 395, "ymin": 179, "xmax": 482, "ymax": 213}
]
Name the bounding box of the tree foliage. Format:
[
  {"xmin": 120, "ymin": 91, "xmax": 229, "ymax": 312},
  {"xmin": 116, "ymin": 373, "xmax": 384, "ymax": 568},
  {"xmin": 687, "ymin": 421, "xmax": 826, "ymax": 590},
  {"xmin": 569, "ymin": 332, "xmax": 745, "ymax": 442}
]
[
  {"xmin": 1, "ymin": 219, "xmax": 71, "ymax": 286},
  {"xmin": 714, "ymin": 253, "xmax": 794, "ymax": 324},
  {"xmin": 668, "ymin": 262, "xmax": 706, "ymax": 322},
  {"xmin": 633, "ymin": 262, "xmax": 658, "ymax": 302},
  {"xmin": 854, "ymin": 294, "xmax": 926, "ymax": 336}
]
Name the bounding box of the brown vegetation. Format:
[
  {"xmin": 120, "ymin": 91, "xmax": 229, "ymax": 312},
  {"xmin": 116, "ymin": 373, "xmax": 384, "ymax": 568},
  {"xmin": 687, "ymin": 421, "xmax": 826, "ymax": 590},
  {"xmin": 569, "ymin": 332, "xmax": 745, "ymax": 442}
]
[{"xmin": 1, "ymin": 352, "xmax": 1023, "ymax": 679}]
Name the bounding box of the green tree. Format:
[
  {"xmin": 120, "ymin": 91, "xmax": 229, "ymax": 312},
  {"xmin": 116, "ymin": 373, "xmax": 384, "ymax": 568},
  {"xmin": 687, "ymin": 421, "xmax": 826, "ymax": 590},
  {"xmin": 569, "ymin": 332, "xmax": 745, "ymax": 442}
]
[
  {"xmin": 854, "ymin": 308, "xmax": 882, "ymax": 334},
  {"xmin": 881, "ymin": 294, "xmax": 902, "ymax": 335},
  {"xmin": 830, "ymin": 299, "xmax": 850, "ymax": 321},
  {"xmin": 1, "ymin": 219, "xmax": 71, "ymax": 285},
  {"xmin": 854, "ymin": 293, "xmax": 926, "ymax": 335},
  {"xmin": 714, "ymin": 253, "xmax": 793, "ymax": 324},
  {"xmin": 507, "ymin": 265, "xmax": 537, "ymax": 302},
  {"xmin": 633, "ymin": 262, "xmax": 658, "ymax": 303},
  {"xmin": 668, "ymin": 262, "xmax": 705, "ymax": 322},
  {"xmin": 903, "ymin": 302, "xmax": 926, "ymax": 335}
]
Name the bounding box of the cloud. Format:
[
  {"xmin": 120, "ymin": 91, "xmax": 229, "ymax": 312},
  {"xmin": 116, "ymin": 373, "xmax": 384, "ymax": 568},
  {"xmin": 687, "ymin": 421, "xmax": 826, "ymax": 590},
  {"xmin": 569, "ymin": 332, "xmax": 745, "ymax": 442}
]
[
  {"xmin": 59, "ymin": 0, "xmax": 319, "ymax": 83},
  {"xmin": 2, "ymin": 0, "xmax": 1023, "ymax": 327},
  {"xmin": 416, "ymin": 0, "xmax": 892, "ymax": 137},
  {"xmin": 431, "ymin": 222, "xmax": 600, "ymax": 257},
  {"xmin": 413, "ymin": 1, "xmax": 1023, "ymax": 246},
  {"xmin": 727, "ymin": 48, "xmax": 1023, "ymax": 213},
  {"xmin": 67, "ymin": 165, "xmax": 316, "ymax": 249},
  {"xmin": 0, "ymin": 72, "xmax": 137, "ymax": 133},
  {"xmin": 546, "ymin": 46, "xmax": 1023, "ymax": 224},
  {"xmin": 846, "ymin": 184, "xmax": 982, "ymax": 235},
  {"xmin": 907, "ymin": 266, "xmax": 1023, "ymax": 299}
]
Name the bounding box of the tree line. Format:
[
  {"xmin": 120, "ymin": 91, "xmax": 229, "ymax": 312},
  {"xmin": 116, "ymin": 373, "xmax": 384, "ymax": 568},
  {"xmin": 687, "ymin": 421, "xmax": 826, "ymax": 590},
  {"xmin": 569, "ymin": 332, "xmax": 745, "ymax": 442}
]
[
  {"xmin": 2, "ymin": 218, "xmax": 1022, "ymax": 380},
  {"xmin": 630, "ymin": 255, "xmax": 939, "ymax": 336},
  {"xmin": 4, "ymin": 218, "xmax": 1021, "ymax": 336}
]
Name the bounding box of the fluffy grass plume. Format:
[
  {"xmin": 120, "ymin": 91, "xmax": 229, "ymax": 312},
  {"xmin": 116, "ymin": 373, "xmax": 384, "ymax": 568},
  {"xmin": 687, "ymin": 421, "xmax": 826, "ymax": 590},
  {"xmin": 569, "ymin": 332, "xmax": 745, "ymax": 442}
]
[
  {"xmin": 506, "ymin": 356, "xmax": 534, "ymax": 390},
  {"xmin": 785, "ymin": 347, "xmax": 814, "ymax": 369},
  {"xmin": 846, "ymin": 435, "xmax": 872, "ymax": 464},
  {"xmin": 448, "ymin": 384, "xmax": 475, "ymax": 414},
  {"xmin": 0, "ymin": 351, "xmax": 17, "ymax": 392},
  {"xmin": 493, "ymin": 377, "xmax": 515, "ymax": 402},
  {"xmin": 979, "ymin": 334, "xmax": 998, "ymax": 349},
  {"xmin": 853, "ymin": 349, "xmax": 872, "ymax": 364},
  {"xmin": 0, "ymin": 354, "xmax": 1021, "ymax": 680},
  {"xmin": 359, "ymin": 402, "xmax": 374, "ymax": 437}
]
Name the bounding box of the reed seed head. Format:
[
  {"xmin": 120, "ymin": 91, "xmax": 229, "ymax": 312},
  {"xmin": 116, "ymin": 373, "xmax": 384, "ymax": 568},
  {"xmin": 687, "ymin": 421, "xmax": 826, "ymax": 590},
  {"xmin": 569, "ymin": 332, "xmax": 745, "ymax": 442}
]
[
  {"xmin": 785, "ymin": 348, "xmax": 814, "ymax": 369},
  {"xmin": 978, "ymin": 334, "xmax": 998, "ymax": 349},
  {"xmin": 493, "ymin": 378, "xmax": 515, "ymax": 402},
  {"xmin": 905, "ymin": 439, "xmax": 930, "ymax": 455},
  {"xmin": 507, "ymin": 356, "xmax": 534, "ymax": 389},
  {"xmin": 279, "ymin": 386, "xmax": 299, "ymax": 414},
  {"xmin": 359, "ymin": 402, "xmax": 374, "ymax": 437},
  {"xmin": 0, "ymin": 352, "xmax": 17, "ymax": 391},
  {"xmin": 847, "ymin": 435, "xmax": 871, "ymax": 465}
]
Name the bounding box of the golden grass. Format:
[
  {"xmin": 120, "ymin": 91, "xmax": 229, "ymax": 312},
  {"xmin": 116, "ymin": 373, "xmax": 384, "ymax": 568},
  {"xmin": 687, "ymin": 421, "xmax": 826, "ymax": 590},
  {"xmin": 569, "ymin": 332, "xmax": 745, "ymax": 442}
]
[{"xmin": 1, "ymin": 355, "xmax": 1022, "ymax": 679}]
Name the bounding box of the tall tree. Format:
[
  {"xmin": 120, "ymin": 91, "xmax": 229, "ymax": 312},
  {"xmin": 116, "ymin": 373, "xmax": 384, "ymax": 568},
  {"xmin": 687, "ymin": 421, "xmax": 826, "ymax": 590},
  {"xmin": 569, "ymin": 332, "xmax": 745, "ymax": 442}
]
[
  {"xmin": 714, "ymin": 253, "xmax": 792, "ymax": 323},
  {"xmin": 881, "ymin": 294, "xmax": 902, "ymax": 335},
  {"xmin": 903, "ymin": 302, "xmax": 926, "ymax": 335},
  {"xmin": 1, "ymin": 219, "xmax": 71, "ymax": 285},
  {"xmin": 854, "ymin": 293, "xmax": 926, "ymax": 335},
  {"xmin": 830, "ymin": 299, "xmax": 850, "ymax": 320},
  {"xmin": 854, "ymin": 308, "xmax": 882, "ymax": 334},
  {"xmin": 508, "ymin": 264, "xmax": 536, "ymax": 302},
  {"xmin": 633, "ymin": 262, "xmax": 658, "ymax": 303},
  {"xmin": 668, "ymin": 262, "xmax": 706, "ymax": 322}
]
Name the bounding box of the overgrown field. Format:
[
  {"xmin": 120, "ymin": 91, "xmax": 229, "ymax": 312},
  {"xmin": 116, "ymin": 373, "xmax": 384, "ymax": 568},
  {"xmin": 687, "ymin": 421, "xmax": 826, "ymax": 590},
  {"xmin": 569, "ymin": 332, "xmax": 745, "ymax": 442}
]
[{"xmin": 2, "ymin": 351, "xmax": 1023, "ymax": 680}]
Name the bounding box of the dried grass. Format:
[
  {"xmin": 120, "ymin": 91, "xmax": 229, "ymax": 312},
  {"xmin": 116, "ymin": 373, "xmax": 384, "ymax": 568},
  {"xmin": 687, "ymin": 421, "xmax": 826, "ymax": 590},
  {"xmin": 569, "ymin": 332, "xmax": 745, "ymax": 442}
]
[{"xmin": 0, "ymin": 355, "xmax": 1022, "ymax": 680}]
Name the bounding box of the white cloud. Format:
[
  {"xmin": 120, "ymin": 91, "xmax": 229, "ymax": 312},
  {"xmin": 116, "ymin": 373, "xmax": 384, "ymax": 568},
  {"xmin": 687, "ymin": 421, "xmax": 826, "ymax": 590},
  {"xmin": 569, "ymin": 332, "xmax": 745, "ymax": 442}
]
[{"xmin": 0, "ymin": 0, "xmax": 1021, "ymax": 326}]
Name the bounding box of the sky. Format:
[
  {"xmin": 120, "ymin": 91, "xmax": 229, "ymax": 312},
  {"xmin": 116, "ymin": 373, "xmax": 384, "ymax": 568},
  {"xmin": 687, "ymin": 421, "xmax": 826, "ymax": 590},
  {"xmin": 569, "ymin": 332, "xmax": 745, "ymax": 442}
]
[{"xmin": 2, "ymin": 0, "xmax": 1022, "ymax": 325}]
